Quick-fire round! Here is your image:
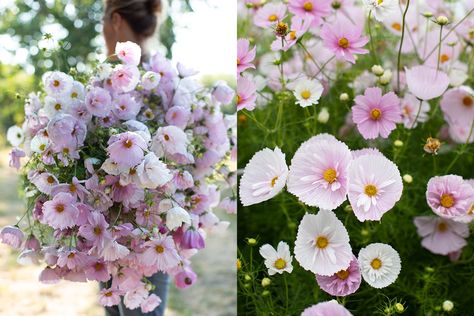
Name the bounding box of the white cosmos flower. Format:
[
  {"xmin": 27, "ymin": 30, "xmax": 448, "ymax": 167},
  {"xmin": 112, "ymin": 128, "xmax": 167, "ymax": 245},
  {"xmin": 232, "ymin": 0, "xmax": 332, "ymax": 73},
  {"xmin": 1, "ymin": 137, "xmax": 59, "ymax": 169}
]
[
  {"xmin": 293, "ymin": 78, "xmax": 324, "ymax": 108},
  {"xmin": 166, "ymin": 206, "xmax": 191, "ymax": 231},
  {"xmin": 364, "ymin": 0, "xmax": 397, "ymax": 22},
  {"xmin": 141, "ymin": 71, "xmax": 161, "ymax": 90},
  {"xmin": 136, "ymin": 152, "xmax": 173, "ymax": 189},
  {"xmin": 43, "ymin": 96, "xmax": 69, "ymax": 118},
  {"xmin": 358, "ymin": 243, "xmax": 401, "ymax": 288},
  {"xmin": 239, "ymin": 147, "xmax": 289, "ymax": 206},
  {"xmin": 294, "ymin": 210, "xmax": 353, "ymax": 276},
  {"xmin": 97, "ymin": 63, "xmax": 113, "ymax": 80},
  {"xmin": 7, "ymin": 126, "xmax": 24, "ymax": 147},
  {"xmin": 259, "ymin": 241, "xmax": 293, "ymax": 275},
  {"xmin": 30, "ymin": 134, "xmax": 50, "ymax": 153}
]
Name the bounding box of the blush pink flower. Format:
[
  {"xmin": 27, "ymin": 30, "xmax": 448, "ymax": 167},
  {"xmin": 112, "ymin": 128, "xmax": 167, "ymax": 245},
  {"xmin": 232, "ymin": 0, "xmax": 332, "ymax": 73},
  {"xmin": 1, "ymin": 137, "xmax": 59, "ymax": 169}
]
[
  {"xmin": 107, "ymin": 132, "xmax": 147, "ymax": 168},
  {"xmin": 405, "ymin": 65, "xmax": 449, "ymax": 100},
  {"xmin": 316, "ymin": 256, "xmax": 361, "ymax": 297},
  {"xmin": 288, "ymin": 0, "xmax": 332, "ymax": 27},
  {"xmin": 253, "ymin": 3, "xmax": 287, "ymax": 28},
  {"xmin": 99, "ymin": 288, "xmax": 122, "ymax": 307},
  {"xmin": 352, "ymin": 87, "xmax": 401, "ymax": 139},
  {"xmin": 288, "ymin": 134, "xmax": 352, "ymax": 210},
  {"xmin": 42, "ymin": 192, "xmax": 79, "ymax": 230},
  {"xmin": 440, "ymin": 86, "xmax": 474, "ymax": 127},
  {"xmin": 0, "ymin": 225, "xmax": 24, "ymax": 249},
  {"xmin": 174, "ymin": 267, "xmax": 197, "ymax": 289},
  {"xmin": 237, "ymin": 39, "xmax": 256, "ymax": 75},
  {"xmin": 237, "ymin": 76, "xmax": 257, "ymax": 111},
  {"xmin": 152, "ymin": 126, "xmax": 189, "ymax": 157},
  {"xmin": 9, "ymin": 148, "xmax": 25, "ymax": 170},
  {"xmin": 84, "ymin": 260, "xmax": 111, "ymax": 282},
  {"xmin": 140, "ymin": 294, "xmax": 162, "ymax": 313},
  {"xmin": 78, "ymin": 211, "xmax": 111, "ymax": 249},
  {"xmin": 111, "ymin": 65, "xmax": 140, "ymax": 93},
  {"xmin": 115, "ymin": 41, "xmax": 141, "ymax": 66},
  {"xmin": 56, "ymin": 248, "xmax": 89, "ymax": 269},
  {"xmin": 347, "ymin": 154, "xmax": 403, "ymax": 221},
  {"xmin": 426, "ymin": 175, "xmax": 474, "ymax": 220},
  {"xmin": 301, "ymin": 300, "xmax": 353, "ymax": 316},
  {"xmin": 165, "ymin": 106, "xmax": 191, "ymax": 129},
  {"xmin": 320, "ymin": 20, "xmax": 369, "ymax": 63},
  {"xmin": 85, "ymin": 86, "xmax": 112, "ymax": 117},
  {"xmin": 414, "ymin": 216, "xmax": 469, "ymax": 256},
  {"xmin": 140, "ymin": 235, "xmax": 181, "ymax": 271},
  {"xmin": 112, "ymin": 93, "xmax": 141, "ymax": 120},
  {"xmin": 400, "ymin": 93, "xmax": 430, "ymax": 129},
  {"xmin": 181, "ymin": 228, "xmax": 205, "ymax": 250}
]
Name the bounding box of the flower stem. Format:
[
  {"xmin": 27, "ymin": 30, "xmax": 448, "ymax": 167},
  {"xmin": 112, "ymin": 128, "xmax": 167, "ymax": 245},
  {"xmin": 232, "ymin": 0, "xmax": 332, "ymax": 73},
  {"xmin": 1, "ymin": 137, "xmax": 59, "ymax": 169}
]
[
  {"xmin": 397, "ymin": 0, "xmax": 410, "ymax": 92},
  {"xmin": 445, "ymin": 118, "xmax": 474, "ymax": 173},
  {"xmin": 436, "ymin": 25, "xmax": 444, "ymax": 73}
]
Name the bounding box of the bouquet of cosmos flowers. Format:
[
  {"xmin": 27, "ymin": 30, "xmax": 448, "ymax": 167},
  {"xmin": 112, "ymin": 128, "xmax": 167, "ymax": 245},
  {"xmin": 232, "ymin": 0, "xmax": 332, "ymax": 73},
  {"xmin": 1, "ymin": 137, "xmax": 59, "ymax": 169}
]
[
  {"xmin": 237, "ymin": 0, "xmax": 474, "ymax": 314},
  {"xmin": 1, "ymin": 41, "xmax": 236, "ymax": 312}
]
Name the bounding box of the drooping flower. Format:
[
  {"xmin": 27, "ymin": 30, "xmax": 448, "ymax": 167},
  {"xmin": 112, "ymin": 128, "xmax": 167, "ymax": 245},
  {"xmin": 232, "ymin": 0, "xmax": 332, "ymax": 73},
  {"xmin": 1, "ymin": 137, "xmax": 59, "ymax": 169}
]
[
  {"xmin": 9, "ymin": 148, "xmax": 25, "ymax": 170},
  {"xmin": 347, "ymin": 154, "xmax": 403, "ymax": 221},
  {"xmin": 237, "ymin": 38, "xmax": 256, "ymax": 74},
  {"xmin": 426, "ymin": 175, "xmax": 474, "ymax": 220},
  {"xmin": 363, "ymin": 0, "xmax": 397, "ymax": 22},
  {"xmin": 174, "ymin": 267, "xmax": 197, "ymax": 289},
  {"xmin": 107, "ymin": 132, "xmax": 148, "ymax": 168},
  {"xmin": 166, "ymin": 206, "xmax": 191, "ymax": 231},
  {"xmin": 294, "ymin": 210, "xmax": 352, "ymax": 276},
  {"xmin": 292, "ymin": 78, "xmax": 324, "ymax": 108},
  {"xmin": 400, "ymin": 93, "xmax": 430, "ymax": 128},
  {"xmin": 358, "ymin": 243, "xmax": 401, "ymax": 289},
  {"xmin": 42, "ymin": 192, "xmax": 79, "ymax": 230},
  {"xmin": 239, "ymin": 147, "xmax": 288, "ymax": 206},
  {"xmin": 301, "ymin": 300, "xmax": 353, "ymax": 316},
  {"xmin": 253, "ymin": 3, "xmax": 287, "ymax": 28},
  {"xmin": 115, "ymin": 41, "xmax": 141, "ymax": 66},
  {"xmin": 316, "ymin": 255, "xmax": 362, "ymax": 297},
  {"xmin": 136, "ymin": 152, "xmax": 172, "ymax": 189},
  {"xmin": 405, "ymin": 65, "xmax": 449, "ymax": 100},
  {"xmin": 414, "ymin": 216, "xmax": 469, "ymax": 255},
  {"xmin": 320, "ymin": 20, "xmax": 369, "ymax": 64},
  {"xmin": 181, "ymin": 228, "xmax": 205, "ymax": 250},
  {"xmin": 288, "ymin": 0, "xmax": 332, "ymax": 27},
  {"xmin": 259, "ymin": 241, "xmax": 294, "ymax": 275},
  {"xmin": 212, "ymin": 81, "xmax": 235, "ymax": 104},
  {"xmin": 7, "ymin": 126, "xmax": 24, "ymax": 147},
  {"xmin": 237, "ymin": 76, "xmax": 257, "ymax": 111},
  {"xmin": 352, "ymin": 87, "xmax": 401, "ymax": 139},
  {"xmin": 140, "ymin": 294, "xmax": 162, "ymax": 313},
  {"xmin": 99, "ymin": 288, "xmax": 122, "ymax": 307},
  {"xmin": 0, "ymin": 225, "xmax": 24, "ymax": 249},
  {"xmin": 288, "ymin": 134, "xmax": 352, "ymax": 210}
]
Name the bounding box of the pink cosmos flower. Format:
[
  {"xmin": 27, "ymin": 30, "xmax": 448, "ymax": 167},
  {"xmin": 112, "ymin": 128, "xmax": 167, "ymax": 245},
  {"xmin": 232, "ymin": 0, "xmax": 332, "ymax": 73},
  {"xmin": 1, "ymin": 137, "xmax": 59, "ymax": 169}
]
[
  {"xmin": 9, "ymin": 148, "xmax": 25, "ymax": 170},
  {"xmin": 271, "ymin": 16, "xmax": 312, "ymax": 51},
  {"xmin": 165, "ymin": 106, "xmax": 191, "ymax": 129},
  {"xmin": 237, "ymin": 76, "xmax": 257, "ymax": 111},
  {"xmin": 237, "ymin": 39, "xmax": 256, "ymax": 75},
  {"xmin": 181, "ymin": 228, "xmax": 205, "ymax": 250},
  {"xmin": 42, "ymin": 192, "xmax": 79, "ymax": 230},
  {"xmin": 316, "ymin": 255, "xmax": 361, "ymax": 297},
  {"xmin": 85, "ymin": 86, "xmax": 112, "ymax": 117},
  {"xmin": 405, "ymin": 65, "xmax": 449, "ymax": 100},
  {"xmin": 400, "ymin": 93, "xmax": 430, "ymax": 128},
  {"xmin": 352, "ymin": 87, "xmax": 401, "ymax": 139},
  {"xmin": 124, "ymin": 283, "xmax": 148, "ymax": 309},
  {"xmin": 84, "ymin": 260, "xmax": 111, "ymax": 282},
  {"xmin": 347, "ymin": 154, "xmax": 403, "ymax": 221},
  {"xmin": 78, "ymin": 211, "xmax": 111, "ymax": 249},
  {"xmin": 141, "ymin": 71, "xmax": 161, "ymax": 90},
  {"xmin": 43, "ymin": 71, "xmax": 73, "ymax": 97},
  {"xmin": 288, "ymin": 0, "xmax": 332, "ymax": 27},
  {"xmin": 174, "ymin": 267, "xmax": 198, "ymax": 289},
  {"xmin": 39, "ymin": 267, "xmax": 61, "ymax": 284},
  {"xmin": 56, "ymin": 248, "xmax": 89, "ymax": 269},
  {"xmin": 253, "ymin": 3, "xmax": 287, "ymax": 28},
  {"xmin": 288, "ymin": 134, "xmax": 352, "ymax": 210},
  {"xmin": 414, "ymin": 216, "xmax": 469, "ymax": 256},
  {"xmin": 440, "ymin": 86, "xmax": 474, "ymax": 127},
  {"xmin": 152, "ymin": 126, "xmax": 189, "ymax": 157},
  {"xmin": 141, "ymin": 235, "xmax": 181, "ymax": 271},
  {"xmin": 140, "ymin": 294, "xmax": 162, "ymax": 313},
  {"xmin": 212, "ymin": 81, "xmax": 235, "ymax": 104},
  {"xmin": 107, "ymin": 131, "xmax": 147, "ymax": 168},
  {"xmin": 301, "ymin": 300, "xmax": 353, "ymax": 316},
  {"xmin": 112, "ymin": 93, "xmax": 141, "ymax": 120},
  {"xmin": 99, "ymin": 288, "xmax": 122, "ymax": 307},
  {"xmin": 320, "ymin": 19, "xmax": 369, "ymax": 63},
  {"xmin": 115, "ymin": 41, "xmax": 141, "ymax": 66},
  {"xmin": 426, "ymin": 175, "xmax": 474, "ymax": 220},
  {"xmin": 111, "ymin": 65, "xmax": 140, "ymax": 93},
  {"xmin": 0, "ymin": 225, "xmax": 24, "ymax": 249},
  {"xmin": 47, "ymin": 114, "xmax": 87, "ymax": 148},
  {"xmin": 51, "ymin": 177, "xmax": 89, "ymax": 202},
  {"xmin": 101, "ymin": 239, "xmax": 130, "ymax": 261}
]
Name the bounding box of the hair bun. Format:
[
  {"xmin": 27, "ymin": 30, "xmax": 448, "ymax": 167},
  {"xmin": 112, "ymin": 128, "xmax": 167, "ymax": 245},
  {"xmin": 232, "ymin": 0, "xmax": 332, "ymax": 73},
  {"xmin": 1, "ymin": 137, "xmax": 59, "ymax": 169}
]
[{"xmin": 146, "ymin": 0, "xmax": 161, "ymax": 14}]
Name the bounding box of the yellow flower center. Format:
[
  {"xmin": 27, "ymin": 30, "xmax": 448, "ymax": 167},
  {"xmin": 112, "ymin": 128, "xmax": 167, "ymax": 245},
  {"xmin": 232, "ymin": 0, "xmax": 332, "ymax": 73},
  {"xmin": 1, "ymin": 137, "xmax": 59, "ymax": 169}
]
[
  {"xmin": 276, "ymin": 22, "xmax": 289, "ymax": 37},
  {"xmin": 71, "ymin": 92, "xmax": 78, "ymax": 98},
  {"xmin": 462, "ymin": 96, "xmax": 473, "ymax": 107},
  {"xmin": 104, "ymin": 291, "xmax": 113, "ymax": 297},
  {"xmin": 440, "ymin": 53, "xmax": 450, "ymax": 63},
  {"xmin": 338, "ymin": 37, "xmax": 349, "ymax": 49},
  {"xmin": 270, "ymin": 176, "xmax": 279, "ymax": 187},
  {"xmin": 377, "ymin": 0, "xmax": 384, "ymax": 4},
  {"xmin": 268, "ymin": 14, "xmax": 278, "ymax": 22},
  {"xmin": 303, "ymin": 1, "xmax": 313, "ymax": 11},
  {"xmin": 274, "ymin": 258, "xmax": 287, "ymax": 269},
  {"xmin": 323, "ymin": 168, "xmax": 337, "ymax": 184},
  {"xmin": 39, "ymin": 144, "xmax": 46, "ymax": 151},
  {"xmin": 315, "ymin": 236, "xmax": 329, "ymax": 249},
  {"xmin": 364, "ymin": 184, "xmax": 378, "ymax": 197},
  {"xmin": 55, "ymin": 204, "xmax": 65, "ymax": 213},
  {"xmin": 53, "ymin": 80, "xmax": 60, "ymax": 87},
  {"xmin": 47, "ymin": 176, "xmax": 55, "ymax": 184},
  {"xmin": 69, "ymin": 184, "xmax": 77, "ymax": 193},
  {"xmin": 237, "ymin": 95, "xmax": 242, "ymax": 104},
  {"xmin": 94, "ymin": 226, "xmax": 102, "ymax": 235},
  {"xmin": 301, "ymin": 90, "xmax": 312, "ymax": 100},
  {"xmin": 155, "ymin": 245, "xmax": 165, "ymax": 254},
  {"xmin": 392, "ymin": 22, "xmax": 401, "ymax": 31},
  {"xmin": 371, "ymin": 258, "xmax": 382, "ymax": 269},
  {"xmin": 289, "ymin": 31, "xmax": 297, "ymax": 40},
  {"xmin": 437, "ymin": 222, "xmax": 447, "ymax": 232},
  {"xmin": 370, "ymin": 108, "xmax": 382, "ymax": 120},
  {"xmin": 237, "ymin": 58, "xmax": 241, "ymax": 65},
  {"xmin": 54, "ymin": 103, "xmax": 62, "ymax": 110},
  {"xmin": 124, "ymin": 139, "xmax": 133, "ymax": 148},
  {"xmin": 336, "ymin": 269, "xmax": 350, "ymax": 280},
  {"xmin": 440, "ymin": 193, "xmax": 454, "ymax": 208}
]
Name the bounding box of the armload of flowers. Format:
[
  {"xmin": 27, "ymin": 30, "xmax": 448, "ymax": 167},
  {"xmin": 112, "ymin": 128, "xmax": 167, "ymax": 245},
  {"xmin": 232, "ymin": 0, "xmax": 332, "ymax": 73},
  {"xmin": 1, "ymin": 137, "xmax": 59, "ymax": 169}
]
[
  {"xmin": 237, "ymin": 0, "xmax": 474, "ymax": 314},
  {"xmin": 1, "ymin": 41, "xmax": 236, "ymax": 312}
]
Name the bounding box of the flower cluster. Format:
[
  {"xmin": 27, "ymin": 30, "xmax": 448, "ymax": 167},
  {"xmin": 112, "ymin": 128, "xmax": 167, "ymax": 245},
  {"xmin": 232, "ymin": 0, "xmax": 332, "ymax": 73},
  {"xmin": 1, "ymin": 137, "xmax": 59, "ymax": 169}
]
[{"xmin": 2, "ymin": 41, "xmax": 236, "ymax": 312}]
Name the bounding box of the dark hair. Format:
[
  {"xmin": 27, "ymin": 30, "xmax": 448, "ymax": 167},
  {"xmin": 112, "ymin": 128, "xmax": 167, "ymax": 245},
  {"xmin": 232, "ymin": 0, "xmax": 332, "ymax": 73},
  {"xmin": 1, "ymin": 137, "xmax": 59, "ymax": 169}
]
[{"xmin": 105, "ymin": 0, "xmax": 162, "ymax": 38}]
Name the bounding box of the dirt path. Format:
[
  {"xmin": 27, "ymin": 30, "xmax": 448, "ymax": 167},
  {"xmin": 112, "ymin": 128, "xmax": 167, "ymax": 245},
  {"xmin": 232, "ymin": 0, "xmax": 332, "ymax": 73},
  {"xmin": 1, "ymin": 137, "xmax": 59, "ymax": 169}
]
[{"xmin": 0, "ymin": 150, "xmax": 236, "ymax": 316}]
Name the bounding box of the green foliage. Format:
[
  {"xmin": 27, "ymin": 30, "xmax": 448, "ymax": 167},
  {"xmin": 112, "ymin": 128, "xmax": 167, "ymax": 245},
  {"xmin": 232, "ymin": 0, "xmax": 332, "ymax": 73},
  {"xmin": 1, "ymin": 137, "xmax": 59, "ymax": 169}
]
[{"xmin": 237, "ymin": 12, "xmax": 474, "ymax": 316}]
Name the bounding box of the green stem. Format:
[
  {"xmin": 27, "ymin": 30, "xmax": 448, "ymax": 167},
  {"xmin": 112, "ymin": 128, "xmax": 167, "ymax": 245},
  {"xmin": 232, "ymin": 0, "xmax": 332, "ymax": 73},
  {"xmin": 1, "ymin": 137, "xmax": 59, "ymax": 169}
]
[
  {"xmin": 397, "ymin": 0, "xmax": 410, "ymax": 92},
  {"xmin": 445, "ymin": 119, "xmax": 474, "ymax": 173},
  {"xmin": 283, "ymin": 274, "xmax": 289, "ymax": 313},
  {"xmin": 367, "ymin": 10, "xmax": 378, "ymax": 64},
  {"xmin": 436, "ymin": 25, "xmax": 444, "ymax": 73}
]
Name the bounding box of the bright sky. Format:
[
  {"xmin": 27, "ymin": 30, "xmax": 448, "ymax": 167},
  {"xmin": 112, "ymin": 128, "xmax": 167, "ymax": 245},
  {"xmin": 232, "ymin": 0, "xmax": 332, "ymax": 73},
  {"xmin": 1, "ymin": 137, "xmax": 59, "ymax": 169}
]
[{"xmin": 0, "ymin": 0, "xmax": 236, "ymax": 77}]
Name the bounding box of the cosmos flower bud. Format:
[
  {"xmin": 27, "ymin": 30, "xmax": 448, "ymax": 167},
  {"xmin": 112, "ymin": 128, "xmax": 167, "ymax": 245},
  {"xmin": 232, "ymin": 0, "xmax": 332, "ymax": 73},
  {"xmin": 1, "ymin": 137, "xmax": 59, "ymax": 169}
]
[
  {"xmin": 442, "ymin": 300, "xmax": 454, "ymax": 312},
  {"xmin": 371, "ymin": 65, "xmax": 384, "ymax": 76},
  {"xmin": 317, "ymin": 107, "xmax": 330, "ymax": 124},
  {"xmin": 395, "ymin": 303, "xmax": 405, "ymax": 313},
  {"xmin": 436, "ymin": 16, "xmax": 449, "ymax": 26},
  {"xmin": 423, "ymin": 11, "xmax": 433, "ymax": 18},
  {"xmin": 339, "ymin": 93, "xmax": 349, "ymax": 101},
  {"xmin": 403, "ymin": 174, "xmax": 413, "ymax": 183},
  {"xmin": 394, "ymin": 140, "xmax": 403, "ymax": 147},
  {"xmin": 247, "ymin": 238, "xmax": 257, "ymax": 246},
  {"xmin": 378, "ymin": 69, "xmax": 392, "ymax": 85},
  {"xmin": 424, "ymin": 137, "xmax": 441, "ymax": 154},
  {"xmin": 261, "ymin": 277, "xmax": 271, "ymax": 287}
]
